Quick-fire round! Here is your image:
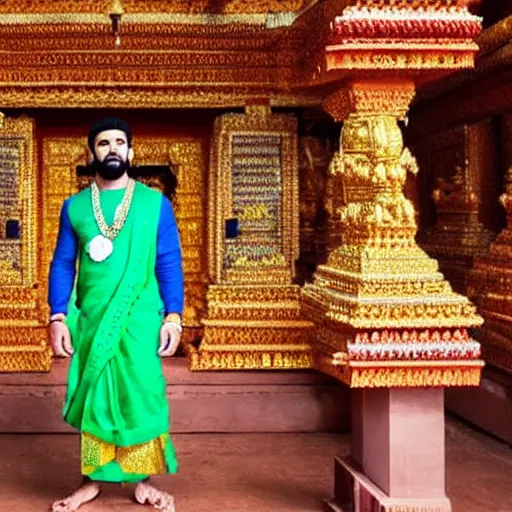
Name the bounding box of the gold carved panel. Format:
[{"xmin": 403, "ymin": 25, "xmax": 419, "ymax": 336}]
[
  {"xmin": 42, "ymin": 136, "xmax": 207, "ymax": 330},
  {"xmin": 0, "ymin": 1, "xmax": 308, "ymax": 14},
  {"xmin": 193, "ymin": 105, "xmax": 314, "ymax": 371},
  {"xmin": 208, "ymin": 104, "xmax": 299, "ymax": 284},
  {"xmin": 0, "ymin": 114, "xmax": 50, "ymax": 371}
]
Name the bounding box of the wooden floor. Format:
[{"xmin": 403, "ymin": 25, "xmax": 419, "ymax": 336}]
[{"xmin": 0, "ymin": 417, "xmax": 511, "ymax": 512}]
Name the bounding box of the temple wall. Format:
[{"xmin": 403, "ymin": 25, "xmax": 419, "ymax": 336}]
[{"xmin": 0, "ymin": 107, "xmax": 342, "ymax": 370}]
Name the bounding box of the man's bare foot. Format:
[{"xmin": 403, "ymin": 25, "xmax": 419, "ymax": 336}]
[
  {"xmin": 51, "ymin": 480, "xmax": 101, "ymax": 512},
  {"xmin": 134, "ymin": 481, "xmax": 175, "ymax": 512}
]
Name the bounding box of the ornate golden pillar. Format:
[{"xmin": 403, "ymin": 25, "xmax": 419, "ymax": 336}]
[
  {"xmin": 190, "ymin": 103, "xmax": 313, "ymax": 370},
  {"xmin": 303, "ymin": 82, "xmax": 483, "ymax": 388},
  {"xmin": 300, "ymin": 2, "xmax": 485, "ymax": 510}
]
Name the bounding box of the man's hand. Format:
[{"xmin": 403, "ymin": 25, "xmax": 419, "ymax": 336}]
[
  {"xmin": 158, "ymin": 322, "xmax": 182, "ymax": 357},
  {"xmin": 50, "ymin": 321, "xmax": 74, "ymax": 357}
]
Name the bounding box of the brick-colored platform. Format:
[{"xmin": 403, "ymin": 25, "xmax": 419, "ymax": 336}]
[
  {"xmin": 0, "ymin": 418, "xmax": 511, "ymax": 512},
  {"xmin": 0, "ymin": 358, "xmax": 349, "ymax": 433}
]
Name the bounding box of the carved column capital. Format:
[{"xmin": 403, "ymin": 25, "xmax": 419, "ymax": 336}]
[{"xmin": 323, "ymin": 81, "xmax": 416, "ymax": 122}]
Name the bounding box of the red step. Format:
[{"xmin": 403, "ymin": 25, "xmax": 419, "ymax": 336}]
[{"xmin": 0, "ymin": 358, "xmax": 349, "ymax": 434}]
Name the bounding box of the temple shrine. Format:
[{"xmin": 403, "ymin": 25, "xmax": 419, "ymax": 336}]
[{"xmin": 0, "ymin": 1, "xmax": 511, "ymax": 511}]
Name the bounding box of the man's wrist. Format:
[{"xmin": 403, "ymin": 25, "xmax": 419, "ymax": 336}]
[
  {"xmin": 163, "ymin": 312, "xmax": 181, "ymax": 325},
  {"xmin": 164, "ymin": 321, "xmax": 183, "ymax": 334},
  {"xmin": 50, "ymin": 313, "xmax": 66, "ymax": 324}
]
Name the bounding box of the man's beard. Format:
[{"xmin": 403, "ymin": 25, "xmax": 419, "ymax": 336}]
[{"xmin": 91, "ymin": 154, "xmax": 129, "ymax": 181}]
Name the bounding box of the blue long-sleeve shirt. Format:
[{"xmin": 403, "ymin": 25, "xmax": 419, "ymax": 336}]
[{"xmin": 48, "ymin": 195, "xmax": 184, "ymax": 316}]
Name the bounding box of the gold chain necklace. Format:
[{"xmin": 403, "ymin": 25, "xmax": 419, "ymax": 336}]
[{"xmin": 91, "ymin": 178, "xmax": 135, "ymax": 240}]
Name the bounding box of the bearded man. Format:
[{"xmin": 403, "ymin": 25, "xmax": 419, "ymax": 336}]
[{"xmin": 48, "ymin": 117, "xmax": 183, "ymax": 512}]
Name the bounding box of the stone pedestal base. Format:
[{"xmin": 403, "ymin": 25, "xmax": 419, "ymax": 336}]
[
  {"xmin": 325, "ymin": 457, "xmax": 451, "ymax": 512},
  {"xmin": 326, "ymin": 388, "xmax": 452, "ymax": 512}
]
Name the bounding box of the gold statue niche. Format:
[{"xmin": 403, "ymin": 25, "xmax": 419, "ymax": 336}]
[
  {"xmin": 468, "ymin": 167, "xmax": 512, "ymax": 373},
  {"xmin": 0, "ymin": 114, "xmax": 50, "ymax": 371},
  {"xmin": 418, "ymin": 162, "xmax": 495, "ymax": 295},
  {"xmin": 190, "ymin": 104, "xmax": 313, "ymax": 370}
]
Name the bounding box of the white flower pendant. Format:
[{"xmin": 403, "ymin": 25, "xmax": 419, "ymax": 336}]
[{"xmin": 88, "ymin": 235, "xmax": 113, "ymax": 262}]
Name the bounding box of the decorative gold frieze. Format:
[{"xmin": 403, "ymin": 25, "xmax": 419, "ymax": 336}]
[
  {"xmin": 188, "ymin": 346, "xmax": 312, "ymax": 371},
  {"xmin": 0, "ymin": 87, "xmax": 320, "ymax": 110},
  {"xmin": 324, "ymin": 83, "xmax": 415, "ymax": 124},
  {"xmin": 0, "ymin": 0, "xmax": 308, "ymax": 14}
]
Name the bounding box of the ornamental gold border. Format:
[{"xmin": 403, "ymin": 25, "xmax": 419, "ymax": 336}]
[
  {"xmin": 188, "ymin": 345, "xmax": 312, "ymax": 370},
  {"xmin": 0, "ymin": 87, "xmax": 321, "ymax": 110},
  {"xmin": 0, "ymin": 0, "xmax": 309, "ymax": 14},
  {"xmin": 325, "ymin": 48, "xmax": 477, "ymax": 72},
  {"xmin": 1, "ymin": 51, "xmax": 275, "ymax": 70},
  {"xmin": 315, "ymin": 350, "xmax": 483, "ymax": 387},
  {"xmin": 0, "ymin": 23, "xmax": 289, "ymax": 51}
]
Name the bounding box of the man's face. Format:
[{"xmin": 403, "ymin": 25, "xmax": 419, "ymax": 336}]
[{"xmin": 91, "ymin": 129, "xmax": 133, "ymax": 180}]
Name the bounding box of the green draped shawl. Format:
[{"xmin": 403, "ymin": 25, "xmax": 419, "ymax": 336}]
[{"xmin": 63, "ymin": 183, "xmax": 175, "ymax": 460}]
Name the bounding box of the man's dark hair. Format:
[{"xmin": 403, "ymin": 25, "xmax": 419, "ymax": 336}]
[{"xmin": 88, "ymin": 117, "xmax": 132, "ymax": 151}]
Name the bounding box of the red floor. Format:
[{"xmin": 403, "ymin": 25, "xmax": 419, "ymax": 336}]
[{"xmin": 0, "ymin": 418, "xmax": 510, "ymax": 512}]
